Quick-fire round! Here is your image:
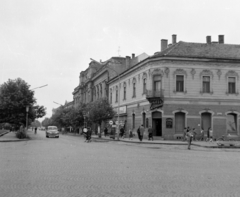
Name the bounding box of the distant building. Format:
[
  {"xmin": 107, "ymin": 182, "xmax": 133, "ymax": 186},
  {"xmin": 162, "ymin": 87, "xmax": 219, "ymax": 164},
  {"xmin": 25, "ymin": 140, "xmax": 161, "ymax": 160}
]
[{"xmin": 108, "ymin": 34, "xmax": 240, "ymax": 140}]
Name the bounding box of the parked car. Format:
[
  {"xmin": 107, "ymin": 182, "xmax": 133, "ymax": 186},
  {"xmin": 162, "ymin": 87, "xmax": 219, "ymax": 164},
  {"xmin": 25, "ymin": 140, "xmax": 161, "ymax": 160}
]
[{"xmin": 46, "ymin": 126, "xmax": 59, "ymax": 138}]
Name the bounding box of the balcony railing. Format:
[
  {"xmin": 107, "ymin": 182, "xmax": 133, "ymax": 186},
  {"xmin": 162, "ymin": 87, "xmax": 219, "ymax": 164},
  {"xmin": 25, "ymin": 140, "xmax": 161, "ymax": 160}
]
[{"xmin": 146, "ymin": 89, "xmax": 164, "ymax": 98}]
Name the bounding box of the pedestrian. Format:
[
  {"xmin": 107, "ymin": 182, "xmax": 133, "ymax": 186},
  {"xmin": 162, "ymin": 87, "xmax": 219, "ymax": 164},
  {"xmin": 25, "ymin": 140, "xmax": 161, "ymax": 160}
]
[
  {"xmin": 137, "ymin": 126, "xmax": 140, "ymax": 141},
  {"xmin": 148, "ymin": 126, "xmax": 153, "ymax": 141},
  {"xmin": 83, "ymin": 127, "xmax": 88, "ymax": 142},
  {"xmin": 192, "ymin": 128, "xmax": 196, "ymax": 141},
  {"xmin": 200, "ymin": 128, "xmax": 204, "ymax": 141},
  {"xmin": 34, "ymin": 127, "xmax": 37, "ymax": 134},
  {"xmin": 186, "ymin": 128, "xmax": 193, "ymax": 150},
  {"xmin": 86, "ymin": 127, "xmax": 92, "ymax": 142},
  {"xmin": 182, "ymin": 127, "xmax": 187, "ymax": 141},
  {"xmin": 139, "ymin": 125, "xmax": 144, "ymax": 141},
  {"xmin": 104, "ymin": 127, "xmax": 108, "ymax": 137},
  {"xmin": 129, "ymin": 129, "xmax": 133, "ymax": 140},
  {"xmin": 209, "ymin": 127, "xmax": 213, "ymax": 142},
  {"xmin": 120, "ymin": 126, "xmax": 124, "ymax": 138}
]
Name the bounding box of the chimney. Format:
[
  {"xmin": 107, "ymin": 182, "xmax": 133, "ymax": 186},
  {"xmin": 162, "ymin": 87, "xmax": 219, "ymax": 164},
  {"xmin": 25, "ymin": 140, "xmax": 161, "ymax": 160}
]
[
  {"xmin": 219, "ymin": 35, "xmax": 224, "ymax": 44},
  {"xmin": 132, "ymin": 53, "xmax": 135, "ymax": 59},
  {"xmin": 126, "ymin": 56, "xmax": 131, "ymax": 69},
  {"xmin": 172, "ymin": 34, "xmax": 177, "ymax": 44},
  {"xmin": 161, "ymin": 39, "xmax": 168, "ymax": 51},
  {"xmin": 206, "ymin": 36, "xmax": 211, "ymax": 44}
]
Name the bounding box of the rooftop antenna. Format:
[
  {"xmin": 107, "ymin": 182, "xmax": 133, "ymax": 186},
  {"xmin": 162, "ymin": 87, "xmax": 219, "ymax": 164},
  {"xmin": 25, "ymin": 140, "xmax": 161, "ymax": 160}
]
[{"xmin": 117, "ymin": 46, "xmax": 121, "ymax": 57}]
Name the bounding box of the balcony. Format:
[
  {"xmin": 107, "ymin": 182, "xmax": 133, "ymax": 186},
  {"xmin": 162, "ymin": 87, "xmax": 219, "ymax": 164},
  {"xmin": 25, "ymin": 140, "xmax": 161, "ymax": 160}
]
[
  {"xmin": 146, "ymin": 90, "xmax": 164, "ymax": 99},
  {"xmin": 146, "ymin": 90, "xmax": 164, "ymax": 110}
]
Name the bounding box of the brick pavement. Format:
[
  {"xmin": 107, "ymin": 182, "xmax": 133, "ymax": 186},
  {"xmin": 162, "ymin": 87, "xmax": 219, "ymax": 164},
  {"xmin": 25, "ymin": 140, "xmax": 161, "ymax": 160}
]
[{"xmin": 1, "ymin": 130, "xmax": 240, "ymax": 196}]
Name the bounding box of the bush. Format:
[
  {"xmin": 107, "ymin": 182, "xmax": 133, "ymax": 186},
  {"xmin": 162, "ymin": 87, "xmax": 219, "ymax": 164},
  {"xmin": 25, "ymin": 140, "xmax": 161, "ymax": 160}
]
[{"xmin": 16, "ymin": 131, "xmax": 29, "ymax": 139}]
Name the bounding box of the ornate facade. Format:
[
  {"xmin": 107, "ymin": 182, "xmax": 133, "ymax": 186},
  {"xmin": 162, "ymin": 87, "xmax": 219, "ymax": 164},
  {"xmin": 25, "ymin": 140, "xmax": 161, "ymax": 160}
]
[{"xmin": 108, "ymin": 35, "xmax": 240, "ymax": 140}]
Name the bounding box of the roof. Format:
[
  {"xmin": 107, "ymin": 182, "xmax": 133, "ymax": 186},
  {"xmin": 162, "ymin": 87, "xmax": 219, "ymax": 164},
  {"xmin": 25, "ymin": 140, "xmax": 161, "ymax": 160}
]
[{"xmin": 151, "ymin": 41, "xmax": 240, "ymax": 60}]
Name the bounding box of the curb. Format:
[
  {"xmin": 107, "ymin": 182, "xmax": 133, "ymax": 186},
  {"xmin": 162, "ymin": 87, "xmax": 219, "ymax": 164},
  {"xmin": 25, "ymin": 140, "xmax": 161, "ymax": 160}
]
[{"xmin": 0, "ymin": 131, "xmax": 10, "ymax": 137}]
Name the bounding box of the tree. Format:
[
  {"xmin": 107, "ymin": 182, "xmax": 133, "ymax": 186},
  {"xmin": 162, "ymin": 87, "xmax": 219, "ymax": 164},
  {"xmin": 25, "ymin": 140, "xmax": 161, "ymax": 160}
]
[
  {"xmin": 0, "ymin": 78, "xmax": 46, "ymax": 127},
  {"xmin": 87, "ymin": 98, "xmax": 115, "ymax": 125}
]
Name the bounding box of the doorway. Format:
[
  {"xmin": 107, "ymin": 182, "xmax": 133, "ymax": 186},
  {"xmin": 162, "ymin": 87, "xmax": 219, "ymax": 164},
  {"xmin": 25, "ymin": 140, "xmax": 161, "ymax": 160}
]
[
  {"xmin": 152, "ymin": 111, "xmax": 162, "ymax": 136},
  {"xmin": 201, "ymin": 112, "xmax": 211, "ymax": 137}
]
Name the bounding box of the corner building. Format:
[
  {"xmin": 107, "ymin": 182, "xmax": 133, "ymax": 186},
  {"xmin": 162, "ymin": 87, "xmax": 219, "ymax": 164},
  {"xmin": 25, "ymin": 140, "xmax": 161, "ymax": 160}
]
[{"xmin": 108, "ymin": 35, "xmax": 240, "ymax": 140}]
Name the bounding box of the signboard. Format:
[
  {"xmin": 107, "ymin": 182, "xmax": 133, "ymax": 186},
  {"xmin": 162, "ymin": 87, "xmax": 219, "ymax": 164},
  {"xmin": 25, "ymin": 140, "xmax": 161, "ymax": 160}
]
[
  {"xmin": 114, "ymin": 106, "xmax": 127, "ymax": 115},
  {"xmin": 109, "ymin": 120, "xmax": 113, "ymax": 125},
  {"xmin": 148, "ymin": 98, "xmax": 164, "ymax": 110}
]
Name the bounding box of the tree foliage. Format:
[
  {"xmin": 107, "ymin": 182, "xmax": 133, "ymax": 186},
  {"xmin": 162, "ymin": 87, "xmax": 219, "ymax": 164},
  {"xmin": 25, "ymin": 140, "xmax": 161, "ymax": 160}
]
[
  {"xmin": 0, "ymin": 78, "xmax": 46, "ymax": 126},
  {"xmin": 87, "ymin": 98, "xmax": 115, "ymax": 125}
]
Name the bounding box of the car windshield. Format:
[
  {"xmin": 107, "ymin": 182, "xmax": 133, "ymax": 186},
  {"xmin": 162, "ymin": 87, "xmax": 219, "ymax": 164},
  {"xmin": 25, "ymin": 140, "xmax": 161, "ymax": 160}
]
[{"xmin": 48, "ymin": 126, "xmax": 57, "ymax": 130}]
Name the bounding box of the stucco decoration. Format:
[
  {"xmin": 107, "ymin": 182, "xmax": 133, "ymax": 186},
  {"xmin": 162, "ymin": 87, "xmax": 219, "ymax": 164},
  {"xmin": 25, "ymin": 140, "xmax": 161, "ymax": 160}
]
[
  {"xmin": 142, "ymin": 72, "xmax": 147, "ymax": 79},
  {"xmin": 132, "ymin": 77, "xmax": 136, "ymax": 84},
  {"xmin": 199, "ymin": 69, "xmax": 214, "ymax": 79},
  {"xmin": 173, "ymin": 69, "xmax": 187, "ymax": 78},
  {"xmin": 151, "ymin": 68, "xmax": 164, "ymax": 77},
  {"xmin": 164, "ymin": 67, "xmax": 170, "ymax": 78},
  {"xmin": 225, "ymin": 70, "xmax": 239, "ymax": 80},
  {"xmin": 148, "ymin": 69, "xmax": 151, "ymax": 78},
  {"xmin": 217, "ymin": 69, "xmax": 222, "ymax": 80},
  {"xmin": 190, "ymin": 68, "xmax": 196, "ymax": 79}
]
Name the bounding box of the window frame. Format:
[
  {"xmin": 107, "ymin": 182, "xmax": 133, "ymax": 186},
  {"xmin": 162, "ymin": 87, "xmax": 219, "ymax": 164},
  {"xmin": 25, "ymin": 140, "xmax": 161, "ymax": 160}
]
[
  {"xmin": 202, "ymin": 76, "xmax": 211, "ymax": 93},
  {"xmin": 228, "ymin": 77, "xmax": 236, "ymax": 94},
  {"xmin": 176, "ymin": 75, "xmax": 184, "ymax": 92}
]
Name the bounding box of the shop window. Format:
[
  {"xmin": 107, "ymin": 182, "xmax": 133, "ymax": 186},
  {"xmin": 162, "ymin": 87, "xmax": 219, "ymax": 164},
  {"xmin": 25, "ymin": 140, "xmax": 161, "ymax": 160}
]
[{"xmin": 227, "ymin": 113, "xmax": 237, "ymax": 134}]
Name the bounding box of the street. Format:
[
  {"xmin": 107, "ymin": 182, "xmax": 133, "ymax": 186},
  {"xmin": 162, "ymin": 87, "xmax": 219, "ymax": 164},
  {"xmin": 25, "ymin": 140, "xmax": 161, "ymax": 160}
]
[{"xmin": 1, "ymin": 130, "xmax": 240, "ymax": 197}]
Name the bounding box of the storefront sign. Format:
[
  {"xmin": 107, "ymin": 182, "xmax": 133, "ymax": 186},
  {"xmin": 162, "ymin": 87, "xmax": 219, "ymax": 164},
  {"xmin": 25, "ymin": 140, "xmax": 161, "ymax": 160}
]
[
  {"xmin": 148, "ymin": 98, "xmax": 164, "ymax": 110},
  {"xmin": 114, "ymin": 106, "xmax": 127, "ymax": 114}
]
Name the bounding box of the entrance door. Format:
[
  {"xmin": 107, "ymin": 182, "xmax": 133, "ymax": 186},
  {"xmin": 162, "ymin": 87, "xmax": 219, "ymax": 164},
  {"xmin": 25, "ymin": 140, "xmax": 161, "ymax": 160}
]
[
  {"xmin": 201, "ymin": 112, "xmax": 211, "ymax": 137},
  {"xmin": 175, "ymin": 112, "xmax": 185, "ymax": 134},
  {"xmin": 152, "ymin": 111, "xmax": 162, "ymax": 136}
]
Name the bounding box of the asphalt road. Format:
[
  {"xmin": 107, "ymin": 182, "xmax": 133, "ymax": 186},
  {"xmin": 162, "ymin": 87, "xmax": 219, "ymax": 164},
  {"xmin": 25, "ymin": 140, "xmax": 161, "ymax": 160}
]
[{"xmin": 1, "ymin": 130, "xmax": 240, "ymax": 197}]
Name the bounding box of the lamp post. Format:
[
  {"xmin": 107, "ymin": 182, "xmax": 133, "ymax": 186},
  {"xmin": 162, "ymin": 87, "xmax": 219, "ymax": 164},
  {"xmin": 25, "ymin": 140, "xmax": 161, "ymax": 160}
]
[
  {"xmin": 26, "ymin": 106, "xmax": 29, "ymax": 130},
  {"xmin": 106, "ymin": 66, "xmax": 120, "ymax": 141}
]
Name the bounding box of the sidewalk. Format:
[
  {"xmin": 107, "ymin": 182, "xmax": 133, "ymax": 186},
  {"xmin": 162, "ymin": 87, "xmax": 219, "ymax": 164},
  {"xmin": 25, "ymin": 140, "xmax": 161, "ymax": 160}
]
[
  {"xmin": 68, "ymin": 133, "xmax": 240, "ymax": 149},
  {"xmin": 2, "ymin": 131, "xmax": 240, "ymax": 148},
  {"xmin": 0, "ymin": 130, "xmax": 34, "ymax": 142}
]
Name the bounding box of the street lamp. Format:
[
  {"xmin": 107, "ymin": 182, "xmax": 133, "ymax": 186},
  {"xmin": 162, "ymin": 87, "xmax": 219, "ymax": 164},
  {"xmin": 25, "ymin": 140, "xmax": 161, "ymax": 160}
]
[
  {"xmin": 106, "ymin": 65, "xmax": 120, "ymax": 141},
  {"xmin": 26, "ymin": 106, "xmax": 29, "ymax": 130}
]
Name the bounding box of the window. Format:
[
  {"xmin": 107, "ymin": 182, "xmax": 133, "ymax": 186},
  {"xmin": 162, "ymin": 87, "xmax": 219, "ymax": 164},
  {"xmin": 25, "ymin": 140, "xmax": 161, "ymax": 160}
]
[
  {"xmin": 142, "ymin": 112, "xmax": 146, "ymax": 127},
  {"xmin": 153, "ymin": 75, "xmax": 161, "ymax": 91},
  {"xmin": 203, "ymin": 76, "xmax": 210, "ymax": 93},
  {"xmin": 143, "ymin": 78, "xmax": 147, "ymax": 94},
  {"xmin": 227, "ymin": 113, "xmax": 237, "ymax": 134},
  {"xmin": 110, "ymin": 89, "xmax": 112, "ymax": 104},
  {"xmin": 116, "ymin": 86, "xmax": 118, "ymax": 102},
  {"xmin": 176, "ymin": 75, "xmax": 184, "ymax": 92},
  {"xmin": 133, "ymin": 82, "xmax": 136, "ymax": 98},
  {"xmin": 123, "ymin": 84, "xmax": 126, "ymax": 100},
  {"xmin": 132, "ymin": 114, "xmax": 135, "ymax": 129},
  {"xmin": 228, "ymin": 77, "xmax": 236, "ymax": 94}
]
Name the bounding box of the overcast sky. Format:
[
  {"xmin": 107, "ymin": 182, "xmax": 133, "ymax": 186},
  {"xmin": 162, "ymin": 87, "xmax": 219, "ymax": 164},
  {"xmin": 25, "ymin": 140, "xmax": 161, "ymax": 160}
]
[{"xmin": 0, "ymin": 0, "xmax": 239, "ymax": 120}]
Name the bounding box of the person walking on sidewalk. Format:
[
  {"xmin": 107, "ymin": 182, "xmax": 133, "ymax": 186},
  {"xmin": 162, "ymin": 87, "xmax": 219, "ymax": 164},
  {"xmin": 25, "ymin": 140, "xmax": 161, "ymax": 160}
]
[
  {"xmin": 139, "ymin": 125, "xmax": 144, "ymax": 141},
  {"xmin": 34, "ymin": 127, "xmax": 37, "ymax": 134},
  {"xmin": 129, "ymin": 129, "xmax": 133, "ymax": 140},
  {"xmin": 186, "ymin": 128, "xmax": 193, "ymax": 150},
  {"xmin": 137, "ymin": 126, "xmax": 140, "ymax": 141},
  {"xmin": 148, "ymin": 126, "xmax": 153, "ymax": 141},
  {"xmin": 200, "ymin": 128, "xmax": 204, "ymax": 141},
  {"xmin": 209, "ymin": 127, "xmax": 213, "ymax": 142},
  {"xmin": 104, "ymin": 127, "xmax": 108, "ymax": 137}
]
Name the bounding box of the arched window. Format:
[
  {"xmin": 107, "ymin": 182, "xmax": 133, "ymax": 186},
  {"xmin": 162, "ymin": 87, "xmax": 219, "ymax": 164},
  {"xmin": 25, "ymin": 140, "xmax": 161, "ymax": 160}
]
[
  {"xmin": 116, "ymin": 86, "xmax": 118, "ymax": 102},
  {"xmin": 123, "ymin": 82, "xmax": 126, "ymax": 100},
  {"xmin": 132, "ymin": 113, "xmax": 135, "ymax": 129},
  {"xmin": 142, "ymin": 112, "xmax": 146, "ymax": 127},
  {"xmin": 227, "ymin": 113, "xmax": 237, "ymax": 134},
  {"xmin": 143, "ymin": 78, "xmax": 147, "ymax": 94},
  {"xmin": 132, "ymin": 78, "xmax": 136, "ymax": 98},
  {"xmin": 110, "ymin": 89, "xmax": 112, "ymax": 104}
]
